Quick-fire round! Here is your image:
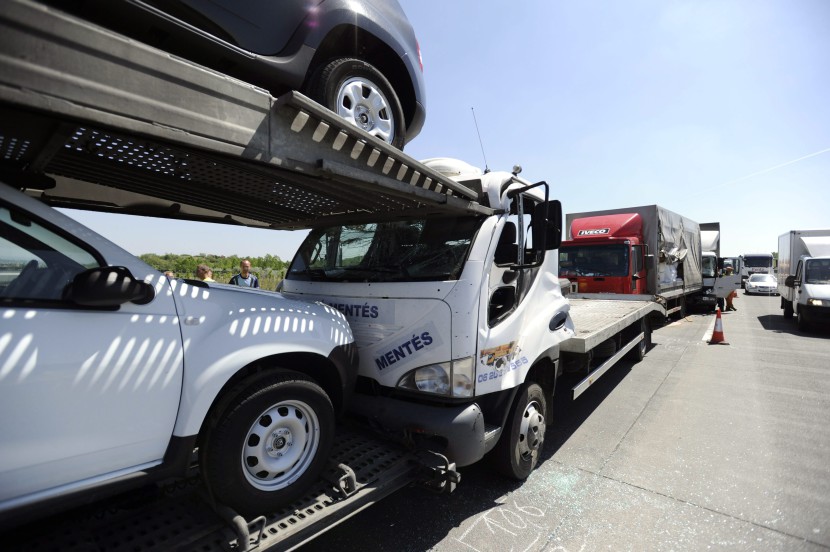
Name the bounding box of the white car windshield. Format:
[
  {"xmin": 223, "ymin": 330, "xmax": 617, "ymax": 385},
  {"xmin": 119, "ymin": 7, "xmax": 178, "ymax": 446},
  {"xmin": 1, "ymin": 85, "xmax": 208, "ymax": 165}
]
[{"xmin": 748, "ymin": 274, "xmax": 776, "ymax": 283}]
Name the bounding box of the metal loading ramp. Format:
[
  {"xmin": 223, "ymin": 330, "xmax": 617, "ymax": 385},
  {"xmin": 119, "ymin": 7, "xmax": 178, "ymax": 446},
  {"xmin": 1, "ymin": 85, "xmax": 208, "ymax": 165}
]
[
  {"xmin": 0, "ymin": 0, "xmax": 492, "ymax": 229},
  {"xmin": 2, "ymin": 428, "xmax": 424, "ymax": 552}
]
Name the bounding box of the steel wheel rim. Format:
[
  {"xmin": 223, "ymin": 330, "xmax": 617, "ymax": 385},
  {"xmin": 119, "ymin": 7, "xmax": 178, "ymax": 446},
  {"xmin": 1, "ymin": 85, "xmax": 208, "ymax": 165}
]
[
  {"xmin": 336, "ymin": 77, "xmax": 394, "ymax": 143},
  {"xmin": 518, "ymin": 399, "xmax": 545, "ymax": 460},
  {"xmin": 242, "ymin": 399, "xmax": 321, "ymax": 491}
]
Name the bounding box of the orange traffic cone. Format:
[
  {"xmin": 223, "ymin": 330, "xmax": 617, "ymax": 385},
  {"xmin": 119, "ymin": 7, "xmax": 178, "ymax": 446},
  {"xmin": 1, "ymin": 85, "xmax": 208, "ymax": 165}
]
[{"xmin": 709, "ymin": 307, "xmax": 728, "ymax": 345}]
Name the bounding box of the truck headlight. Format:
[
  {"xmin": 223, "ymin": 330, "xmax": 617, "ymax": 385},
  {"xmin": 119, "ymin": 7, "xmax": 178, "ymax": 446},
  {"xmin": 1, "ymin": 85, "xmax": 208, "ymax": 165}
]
[
  {"xmin": 808, "ymin": 298, "xmax": 826, "ymax": 307},
  {"xmin": 397, "ymin": 357, "xmax": 474, "ymax": 397}
]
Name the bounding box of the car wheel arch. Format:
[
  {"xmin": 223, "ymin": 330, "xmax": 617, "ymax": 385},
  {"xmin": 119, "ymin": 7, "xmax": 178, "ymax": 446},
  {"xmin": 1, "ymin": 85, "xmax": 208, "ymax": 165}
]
[
  {"xmin": 189, "ymin": 352, "xmax": 348, "ymax": 442},
  {"xmin": 307, "ymin": 24, "xmax": 416, "ymax": 126}
]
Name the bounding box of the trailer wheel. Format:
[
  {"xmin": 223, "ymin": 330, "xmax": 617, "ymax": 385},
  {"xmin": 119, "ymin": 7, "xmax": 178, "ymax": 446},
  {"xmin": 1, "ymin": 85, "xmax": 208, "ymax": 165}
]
[
  {"xmin": 491, "ymin": 382, "xmax": 547, "ymax": 480},
  {"xmin": 625, "ymin": 318, "xmax": 651, "ymax": 362},
  {"xmin": 307, "ymin": 58, "xmax": 406, "ymax": 149},
  {"xmin": 201, "ymin": 371, "xmax": 334, "ymax": 516}
]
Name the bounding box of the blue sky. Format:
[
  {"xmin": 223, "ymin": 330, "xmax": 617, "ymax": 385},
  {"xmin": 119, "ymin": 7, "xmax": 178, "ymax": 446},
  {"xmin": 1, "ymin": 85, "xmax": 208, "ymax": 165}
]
[{"xmin": 67, "ymin": 0, "xmax": 830, "ymax": 261}]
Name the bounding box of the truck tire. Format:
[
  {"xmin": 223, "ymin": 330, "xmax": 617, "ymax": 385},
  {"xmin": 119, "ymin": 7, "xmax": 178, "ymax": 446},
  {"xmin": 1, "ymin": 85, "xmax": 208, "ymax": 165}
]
[
  {"xmin": 783, "ymin": 299, "xmax": 794, "ymax": 319},
  {"xmin": 490, "ymin": 382, "xmax": 547, "ymax": 480},
  {"xmin": 201, "ymin": 370, "xmax": 334, "ymax": 517},
  {"xmin": 797, "ymin": 309, "xmax": 811, "ymax": 333},
  {"xmin": 625, "ymin": 318, "xmax": 651, "ymax": 362},
  {"xmin": 307, "ymin": 58, "xmax": 406, "ymax": 149}
]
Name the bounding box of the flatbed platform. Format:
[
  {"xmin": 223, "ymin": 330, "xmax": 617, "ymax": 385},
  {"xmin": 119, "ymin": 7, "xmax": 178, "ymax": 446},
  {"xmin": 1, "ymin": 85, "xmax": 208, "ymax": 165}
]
[{"xmin": 561, "ymin": 295, "xmax": 665, "ymax": 354}]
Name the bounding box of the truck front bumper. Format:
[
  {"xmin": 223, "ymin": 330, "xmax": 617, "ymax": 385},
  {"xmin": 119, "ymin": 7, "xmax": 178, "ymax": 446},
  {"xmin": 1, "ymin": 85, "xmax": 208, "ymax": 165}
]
[
  {"xmin": 802, "ymin": 303, "xmax": 830, "ymax": 324},
  {"xmin": 687, "ymin": 292, "xmax": 717, "ymax": 308},
  {"xmin": 349, "ymin": 394, "xmax": 485, "ymax": 467}
]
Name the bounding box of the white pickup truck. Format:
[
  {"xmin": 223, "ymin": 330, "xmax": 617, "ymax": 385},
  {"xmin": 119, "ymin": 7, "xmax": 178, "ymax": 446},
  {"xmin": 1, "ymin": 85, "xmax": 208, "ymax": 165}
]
[{"xmin": 0, "ymin": 182, "xmax": 358, "ymax": 525}]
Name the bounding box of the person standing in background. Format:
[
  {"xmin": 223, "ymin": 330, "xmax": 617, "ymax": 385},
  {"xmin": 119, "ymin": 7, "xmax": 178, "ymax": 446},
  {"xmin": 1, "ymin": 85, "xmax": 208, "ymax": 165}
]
[
  {"xmin": 196, "ymin": 264, "xmax": 215, "ymax": 282},
  {"xmin": 724, "ymin": 266, "xmax": 738, "ymax": 311},
  {"xmin": 229, "ymin": 259, "xmax": 259, "ymax": 288}
]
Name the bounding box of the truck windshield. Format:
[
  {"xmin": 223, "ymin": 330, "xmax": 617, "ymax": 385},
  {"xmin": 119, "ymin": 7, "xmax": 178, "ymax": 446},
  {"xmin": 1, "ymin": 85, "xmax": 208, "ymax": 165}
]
[
  {"xmin": 744, "ymin": 255, "xmax": 773, "ymax": 268},
  {"xmin": 287, "ymin": 217, "xmax": 482, "ymax": 282},
  {"xmin": 559, "ymin": 244, "xmax": 629, "ymax": 277},
  {"xmin": 701, "ymin": 255, "xmax": 717, "ymax": 278},
  {"xmin": 804, "ymin": 259, "xmax": 830, "ymax": 285}
]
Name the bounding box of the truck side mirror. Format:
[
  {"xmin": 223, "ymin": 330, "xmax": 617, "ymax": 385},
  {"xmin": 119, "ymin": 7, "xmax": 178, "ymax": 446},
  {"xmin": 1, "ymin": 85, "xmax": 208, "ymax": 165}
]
[
  {"xmin": 784, "ymin": 275, "xmax": 796, "ymax": 288},
  {"xmin": 64, "ymin": 266, "xmax": 156, "ymax": 307},
  {"xmin": 533, "ymin": 200, "xmax": 562, "ymax": 251}
]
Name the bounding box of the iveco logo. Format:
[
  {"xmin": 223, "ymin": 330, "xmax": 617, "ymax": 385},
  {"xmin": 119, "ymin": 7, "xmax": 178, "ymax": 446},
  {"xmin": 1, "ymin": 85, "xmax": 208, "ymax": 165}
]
[{"xmin": 578, "ymin": 228, "xmax": 610, "ymax": 236}]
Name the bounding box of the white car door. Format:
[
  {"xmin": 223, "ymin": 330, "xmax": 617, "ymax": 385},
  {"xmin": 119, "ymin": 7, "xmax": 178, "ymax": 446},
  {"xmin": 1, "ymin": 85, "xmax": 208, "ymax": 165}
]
[{"xmin": 0, "ymin": 199, "xmax": 183, "ymax": 511}]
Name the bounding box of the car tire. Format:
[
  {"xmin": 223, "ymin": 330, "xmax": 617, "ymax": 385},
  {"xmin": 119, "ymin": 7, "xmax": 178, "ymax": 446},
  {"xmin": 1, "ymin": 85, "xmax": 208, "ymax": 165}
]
[
  {"xmin": 490, "ymin": 382, "xmax": 547, "ymax": 480},
  {"xmin": 201, "ymin": 370, "xmax": 334, "ymax": 517},
  {"xmin": 307, "ymin": 58, "xmax": 406, "ymax": 149}
]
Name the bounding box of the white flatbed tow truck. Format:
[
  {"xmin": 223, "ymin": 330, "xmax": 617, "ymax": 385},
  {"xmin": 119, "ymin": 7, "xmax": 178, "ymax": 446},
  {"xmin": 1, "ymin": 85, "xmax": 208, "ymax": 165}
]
[{"xmin": 0, "ymin": 2, "xmax": 664, "ymax": 550}]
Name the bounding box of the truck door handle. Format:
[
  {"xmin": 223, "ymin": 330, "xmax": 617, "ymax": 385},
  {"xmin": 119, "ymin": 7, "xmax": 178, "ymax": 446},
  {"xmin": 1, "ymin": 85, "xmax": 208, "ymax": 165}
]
[{"xmin": 549, "ymin": 311, "xmax": 568, "ymax": 331}]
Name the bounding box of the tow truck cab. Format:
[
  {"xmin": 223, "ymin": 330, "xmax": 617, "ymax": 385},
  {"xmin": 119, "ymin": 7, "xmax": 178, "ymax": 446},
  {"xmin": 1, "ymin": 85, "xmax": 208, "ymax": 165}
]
[{"xmin": 280, "ymin": 159, "xmax": 572, "ymax": 474}]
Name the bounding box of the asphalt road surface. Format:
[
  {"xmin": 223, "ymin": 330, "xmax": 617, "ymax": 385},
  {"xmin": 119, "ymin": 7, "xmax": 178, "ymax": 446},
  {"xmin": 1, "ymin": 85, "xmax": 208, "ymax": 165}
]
[{"xmin": 303, "ymin": 292, "xmax": 830, "ymax": 551}]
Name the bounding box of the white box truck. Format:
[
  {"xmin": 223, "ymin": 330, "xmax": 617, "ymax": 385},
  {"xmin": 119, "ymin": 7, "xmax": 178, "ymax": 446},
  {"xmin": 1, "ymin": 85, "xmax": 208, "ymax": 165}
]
[
  {"xmin": 778, "ymin": 230, "xmax": 830, "ymax": 332},
  {"xmin": 688, "ymin": 221, "xmax": 720, "ymax": 311},
  {"xmin": 740, "ymin": 252, "xmax": 775, "ymax": 288}
]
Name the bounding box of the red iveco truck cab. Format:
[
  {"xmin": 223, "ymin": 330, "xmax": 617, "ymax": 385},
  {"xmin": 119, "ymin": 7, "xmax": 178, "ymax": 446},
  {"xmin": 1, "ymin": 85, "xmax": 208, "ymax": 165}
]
[{"xmin": 559, "ymin": 212, "xmax": 649, "ymax": 294}]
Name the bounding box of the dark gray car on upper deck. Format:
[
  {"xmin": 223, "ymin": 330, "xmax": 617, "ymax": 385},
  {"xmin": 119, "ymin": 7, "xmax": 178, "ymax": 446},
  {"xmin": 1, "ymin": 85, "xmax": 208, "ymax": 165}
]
[{"xmin": 41, "ymin": 0, "xmax": 425, "ymax": 148}]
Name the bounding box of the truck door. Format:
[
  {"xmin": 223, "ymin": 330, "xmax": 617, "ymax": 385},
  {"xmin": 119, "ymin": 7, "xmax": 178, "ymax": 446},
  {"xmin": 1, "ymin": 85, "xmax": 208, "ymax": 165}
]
[
  {"xmin": 479, "ymin": 194, "xmax": 569, "ymax": 394},
  {"xmin": 631, "ymin": 244, "xmax": 647, "ymax": 293},
  {"xmin": 793, "ymin": 259, "xmax": 804, "ymax": 312},
  {"xmin": 0, "ymin": 201, "xmax": 182, "ymax": 507}
]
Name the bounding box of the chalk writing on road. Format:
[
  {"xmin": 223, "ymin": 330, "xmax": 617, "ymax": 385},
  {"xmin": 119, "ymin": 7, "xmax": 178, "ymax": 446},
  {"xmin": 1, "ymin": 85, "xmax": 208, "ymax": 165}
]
[{"xmin": 454, "ymin": 501, "xmax": 548, "ymax": 552}]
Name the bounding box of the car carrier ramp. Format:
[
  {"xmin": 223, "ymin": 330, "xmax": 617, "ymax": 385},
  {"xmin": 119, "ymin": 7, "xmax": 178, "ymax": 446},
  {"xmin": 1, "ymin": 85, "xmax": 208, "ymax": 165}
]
[
  {"xmin": 1, "ymin": 426, "xmax": 452, "ymax": 552},
  {"xmin": 0, "ymin": 0, "xmax": 492, "ymax": 230}
]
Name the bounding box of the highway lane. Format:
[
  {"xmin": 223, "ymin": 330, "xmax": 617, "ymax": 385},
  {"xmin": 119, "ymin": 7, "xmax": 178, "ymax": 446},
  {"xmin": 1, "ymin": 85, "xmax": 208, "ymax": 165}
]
[{"xmin": 303, "ymin": 292, "xmax": 830, "ymax": 551}]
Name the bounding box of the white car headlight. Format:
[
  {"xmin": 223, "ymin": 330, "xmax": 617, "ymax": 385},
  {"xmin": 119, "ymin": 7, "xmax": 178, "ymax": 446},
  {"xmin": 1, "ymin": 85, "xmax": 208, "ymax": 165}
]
[
  {"xmin": 398, "ymin": 357, "xmax": 475, "ymax": 397},
  {"xmin": 808, "ymin": 298, "xmax": 826, "ymax": 307}
]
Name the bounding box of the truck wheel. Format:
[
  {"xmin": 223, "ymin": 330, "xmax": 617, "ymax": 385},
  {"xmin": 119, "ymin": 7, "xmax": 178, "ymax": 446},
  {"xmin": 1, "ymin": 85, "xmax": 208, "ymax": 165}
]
[
  {"xmin": 491, "ymin": 382, "xmax": 547, "ymax": 480},
  {"xmin": 201, "ymin": 371, "xmax": 334, "ymax": 517},
  {"xmin": 307, "ymin": 58, "xmax": 406, "ymax": 149},
  {"xmin": 783, "ymin": 300, "xmax": 794, "ymax": 319},
  {"xmin": 625, "ymin": 318, "xmax": 651, "ymax": 362},
  {"xmin": 797, "ymin": 309, "xmax": 811, "ymax": 332}
]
